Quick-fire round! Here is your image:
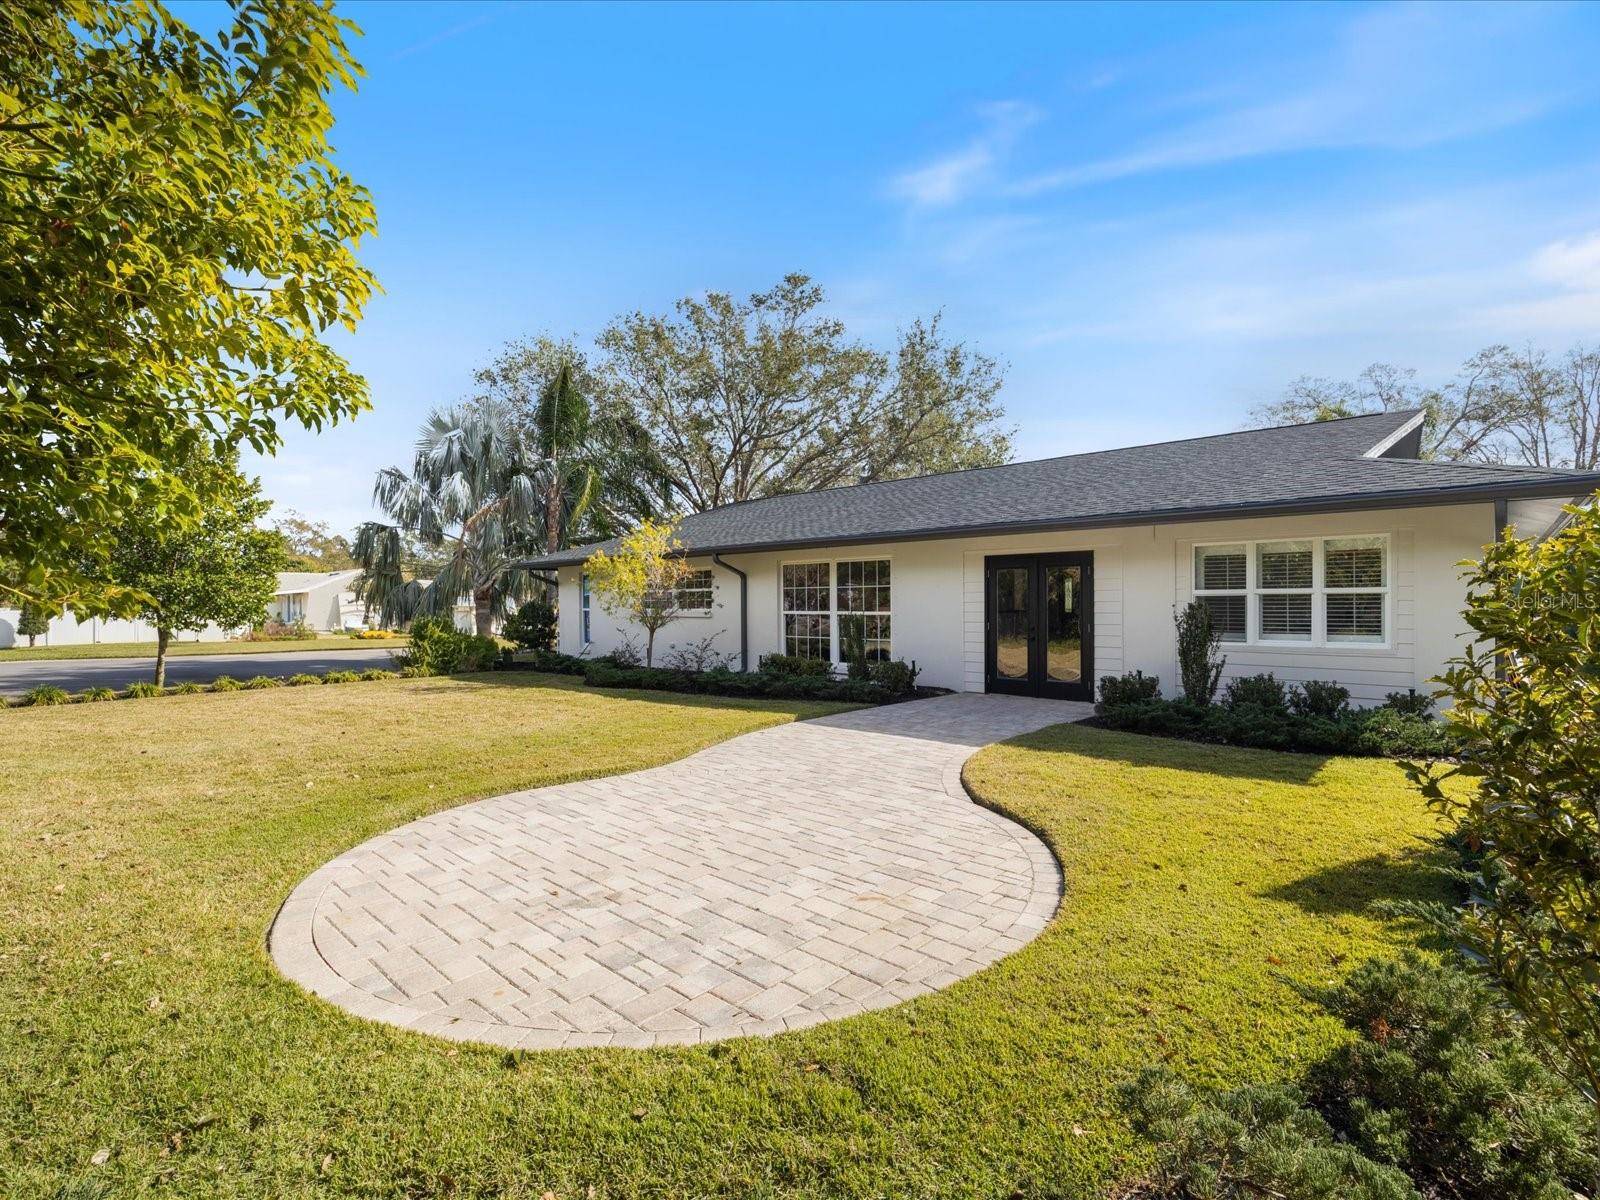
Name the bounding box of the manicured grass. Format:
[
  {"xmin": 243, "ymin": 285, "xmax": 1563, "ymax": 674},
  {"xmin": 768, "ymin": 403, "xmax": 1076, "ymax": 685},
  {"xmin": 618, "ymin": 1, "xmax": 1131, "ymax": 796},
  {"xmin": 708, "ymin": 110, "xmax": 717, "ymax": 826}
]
[
  {"xmin": 0, "ymin": 692, "xmax": 1450, "ymax": 1198},
  {"xmin": 0, "ymin": 635, "xmax": 405, "ymax": 662}
]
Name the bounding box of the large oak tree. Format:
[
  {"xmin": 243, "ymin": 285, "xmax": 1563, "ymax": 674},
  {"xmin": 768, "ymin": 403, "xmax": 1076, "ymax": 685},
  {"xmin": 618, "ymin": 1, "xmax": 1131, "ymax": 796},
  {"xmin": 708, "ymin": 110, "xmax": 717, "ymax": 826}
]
[
  {"xmin": 1, "ymin": 0, "xmax": 376, "ymax": 612},
  {"xmin": 596, "ymin": 274, "xmax": 1013, "ymax": 512}
]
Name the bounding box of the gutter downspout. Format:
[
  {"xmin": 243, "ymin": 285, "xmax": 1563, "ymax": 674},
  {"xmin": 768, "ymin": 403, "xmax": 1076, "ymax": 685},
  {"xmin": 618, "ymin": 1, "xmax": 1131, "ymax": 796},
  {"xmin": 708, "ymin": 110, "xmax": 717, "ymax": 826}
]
[{"xmin": 712, "ymin": 553, "xmax": 749, "ymax": 672}]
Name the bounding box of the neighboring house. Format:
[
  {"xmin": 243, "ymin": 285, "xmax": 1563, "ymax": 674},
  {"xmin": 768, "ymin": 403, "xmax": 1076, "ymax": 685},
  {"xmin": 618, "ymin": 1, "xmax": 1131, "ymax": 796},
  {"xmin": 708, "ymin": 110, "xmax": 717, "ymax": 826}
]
[
  {"xmin": 0, "ymin": 609, "xmax": 228, "ymax": 650},
  {"xmin": 524, "ymin": 411, "xmax": 1600, "ymax": 705},
  {"xmin": 268, "ymin": 570, "xmax": 366, "ymax": 632}
]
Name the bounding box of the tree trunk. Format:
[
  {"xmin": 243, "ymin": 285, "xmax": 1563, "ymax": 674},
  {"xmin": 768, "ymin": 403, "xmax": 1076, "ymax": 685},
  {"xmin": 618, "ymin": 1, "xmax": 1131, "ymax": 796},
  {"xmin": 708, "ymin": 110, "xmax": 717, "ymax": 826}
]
[
  {"xmin": 154, "ymin": 627, "xmax": 170, "ymax": 688},
  {"xmin": 474, "ymin": 588, "xmax": 494, "ymax": 638},
  {"xmin": 26, "ymin": 633, "xmax": 35, "ymax": 648},
  {"xmin": 545, "ymin": 479, "xmax": 563, "ymax": 555},
  {"xmin": 646, "ymin": 625, "xmax": 656, "ymax": 668}
]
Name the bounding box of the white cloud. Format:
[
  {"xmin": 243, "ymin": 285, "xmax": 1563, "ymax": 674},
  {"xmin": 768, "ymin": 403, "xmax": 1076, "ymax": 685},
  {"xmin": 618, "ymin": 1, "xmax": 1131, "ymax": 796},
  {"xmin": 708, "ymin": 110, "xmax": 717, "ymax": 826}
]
[
  {"xmin": 887, "ymin": 101, "xmax": 1040, "ymax": 209},
  {"xmin": 1529, "ymin": 231, "xmax": 1600, "ymax": 290}
]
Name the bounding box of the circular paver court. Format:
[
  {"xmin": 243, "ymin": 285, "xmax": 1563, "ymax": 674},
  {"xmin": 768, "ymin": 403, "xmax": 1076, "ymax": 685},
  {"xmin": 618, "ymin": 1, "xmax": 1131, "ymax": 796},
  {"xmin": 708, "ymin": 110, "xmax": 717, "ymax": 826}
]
[{"xmin": 270, "ymin": 693, "xmax": 1089, "ymax": 1048}]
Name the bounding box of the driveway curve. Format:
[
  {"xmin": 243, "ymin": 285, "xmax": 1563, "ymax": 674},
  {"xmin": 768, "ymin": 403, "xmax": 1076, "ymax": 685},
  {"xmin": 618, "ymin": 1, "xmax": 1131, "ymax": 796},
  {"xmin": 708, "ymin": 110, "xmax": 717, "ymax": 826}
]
[{"xmin": 270, "ymin": 693, "xmax": 1090, "ymax": 1049}]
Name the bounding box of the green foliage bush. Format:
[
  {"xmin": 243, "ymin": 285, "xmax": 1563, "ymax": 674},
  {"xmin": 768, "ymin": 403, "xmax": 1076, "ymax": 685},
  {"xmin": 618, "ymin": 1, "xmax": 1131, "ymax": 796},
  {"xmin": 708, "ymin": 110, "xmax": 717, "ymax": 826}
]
[
  {"xmin": 124, "ymin": 681, "xmax": 164, "ymax": 698},
  {"xmin": 1124, "ymin": 955, "xmax": 1597, "ymax": 1200},
  {"xmin": 210, "ymin": 675, "xmax": 242, "ymax": 691},
  {"xmin": 285, "ymin": 673, "xmax": 323, "ymax": 686},
  {"xmin": 868, "ymin": 658, "xmax": 920, "ymax": 694},
  {"xmin": 172, "ymin": 681, "xmax": 204, "ymax": 694},
  {"xmin": 1355, "ymin": 709, "xmax": 1452, "ymax": 758},
  {"xmin": 20, "ymin": 685, "xmax": 71, "ymax": 706},
  {"xmin": 358, "ymin": 668, "xmax": 397, "ymax": 681},
  {"xmin": 399, "ymin": 616, "xmax": 499, "ymax": 675},
  {"xmin": 1175, "ymin": 599, "xmax": 1224, "ymax": 705},
  {"xmin": 1382, "ymin": 689, "xmax": 1433, "ymax": 717},
  {"xmin": 1097, "ymin": 671, "xmax": 1161, "ymax": 708},
  {"xmin": 242, "ymin": 675, "xmax": 281, "ymax": 689},
  {"xmin": 1123, "ymin": 1068, "xmax": 1417, "ymax": 1199},
  {"xmin": 1223, "ymin": 672, "xmax": 1288, "ymax": 712},
  {"xmin": 507, "ymin": 650, "xmax": 588, "ymax": 675},
  {"xmin": 584, "ymin": 661, "xmax": 894, "ymax": 704},
  {"xmin": 1290, "ymin": 679, "xmax": 1351, "ymax": 719},
  {"xmin": 1096, "ymin": 695, "xmax": 1454, "ymax": 759},
  {"xmin": 322, "ymin": 670, "xmax": 361, "ymax": 684},
  {"xmin": 242, "ymin": 618, "xmax": 317, "ymax": 641},
  {"xmin": 502, "ymin": 597, "xmax": 558, "ymax": 651},
  {"xmin": 1304, "ymin": 955, "xmax": 1598, "ymax": 1199},
  {"xmin": 757, "ymin": 653, "xmax": 834, "ymax": 678},
  {"xmin": 80, "ymin": 686, "xmax": 117, "ymax": 702}
]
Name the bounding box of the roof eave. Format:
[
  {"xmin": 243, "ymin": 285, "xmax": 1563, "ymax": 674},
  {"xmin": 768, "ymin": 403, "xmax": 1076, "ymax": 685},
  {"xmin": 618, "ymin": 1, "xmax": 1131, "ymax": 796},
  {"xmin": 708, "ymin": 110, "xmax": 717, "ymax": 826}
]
[{"xmin": 518, "ymin": 475, "xmax": 1600, "ymax": 569}]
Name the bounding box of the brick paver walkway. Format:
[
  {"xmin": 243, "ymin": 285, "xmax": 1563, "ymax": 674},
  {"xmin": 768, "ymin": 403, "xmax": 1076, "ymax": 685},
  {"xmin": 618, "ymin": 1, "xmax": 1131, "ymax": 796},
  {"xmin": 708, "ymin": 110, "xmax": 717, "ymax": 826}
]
[{"xmin": 270, "ymin": 693, "xmax": 1089, "ymax": 1048}]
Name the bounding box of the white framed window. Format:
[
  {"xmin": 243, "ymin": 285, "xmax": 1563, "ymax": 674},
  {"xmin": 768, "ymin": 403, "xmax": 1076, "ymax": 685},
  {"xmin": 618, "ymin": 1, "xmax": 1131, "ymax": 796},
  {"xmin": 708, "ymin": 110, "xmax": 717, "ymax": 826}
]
[
  {"xmin": 579, "ymin": 574, "xmax": 591, "ymax": 644},
  {"xmin": 780, "ymin": 557, "xmax": 894, "ymax": 663},
  {"xmin": 781, "ymin": 562, "xmax": 832, "ymax": 659},
  {"xmin": 675, "ymin": 568, "xmax": 714, "ymax": 615},
  {"xmin": 836, "ymin": 559, "xmax": 892, "ymax": 662},
  {"xmin": 1192, "ymin": 535, "xmax": 1390, "ymax": 647}
]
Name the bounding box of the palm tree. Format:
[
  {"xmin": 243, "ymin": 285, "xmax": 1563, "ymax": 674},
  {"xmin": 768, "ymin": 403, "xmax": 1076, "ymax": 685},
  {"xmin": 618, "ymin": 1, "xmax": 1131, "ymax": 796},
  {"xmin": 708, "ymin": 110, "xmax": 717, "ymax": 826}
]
[
  {"xmin": 355, "ymin": 398, "xmax": 552, "ymax": 636},
  {"xmin": 531, "ymin": 362, "xmax": 602, "ymax": 554}
]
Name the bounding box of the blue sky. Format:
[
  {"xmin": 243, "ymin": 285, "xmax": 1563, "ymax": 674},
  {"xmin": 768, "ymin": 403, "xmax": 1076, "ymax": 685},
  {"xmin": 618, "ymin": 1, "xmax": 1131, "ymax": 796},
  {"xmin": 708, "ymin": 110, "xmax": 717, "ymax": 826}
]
[{"xmin": 234, "ymin": 1, "xmax": 1600, "ymax": 534}]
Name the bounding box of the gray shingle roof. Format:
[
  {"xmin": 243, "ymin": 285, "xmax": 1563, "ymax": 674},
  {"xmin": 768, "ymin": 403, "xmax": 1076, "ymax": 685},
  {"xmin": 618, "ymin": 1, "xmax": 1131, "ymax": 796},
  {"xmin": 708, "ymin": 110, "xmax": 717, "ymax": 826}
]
[{"xmin": 525, "ymin": 411, "xmax": 1600, "ymax": 568}]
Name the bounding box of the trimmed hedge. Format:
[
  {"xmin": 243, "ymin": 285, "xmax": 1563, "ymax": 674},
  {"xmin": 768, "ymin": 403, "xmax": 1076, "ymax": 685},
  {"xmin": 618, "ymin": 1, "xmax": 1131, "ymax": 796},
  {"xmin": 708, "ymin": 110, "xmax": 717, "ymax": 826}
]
[
  {"xmin": 1095, "ymin": 671, "xmax": 1454, "ymax": 758},
  {"xmin": 583, "ymin": 661, "xmax": 897, "ymax": 704}
]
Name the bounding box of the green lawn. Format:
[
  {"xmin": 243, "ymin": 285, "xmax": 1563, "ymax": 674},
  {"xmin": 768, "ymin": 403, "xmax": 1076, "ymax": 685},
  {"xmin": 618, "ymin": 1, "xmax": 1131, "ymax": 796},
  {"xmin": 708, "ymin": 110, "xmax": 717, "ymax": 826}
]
[
  {"xmin": 0, "ymin": 635, "xmax": 406, "ymax": 662},
  {"xmin": 0, "ymin": 680, "xmax": 1450, "ymax": 1198}
]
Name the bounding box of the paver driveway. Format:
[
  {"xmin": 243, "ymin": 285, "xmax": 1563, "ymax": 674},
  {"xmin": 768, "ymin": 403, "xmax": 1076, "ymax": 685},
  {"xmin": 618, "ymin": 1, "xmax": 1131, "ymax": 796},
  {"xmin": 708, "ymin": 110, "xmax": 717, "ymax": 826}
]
[{"xmin": 270, "ymin": 693, "xmax": 1090, "ymax": 1048}]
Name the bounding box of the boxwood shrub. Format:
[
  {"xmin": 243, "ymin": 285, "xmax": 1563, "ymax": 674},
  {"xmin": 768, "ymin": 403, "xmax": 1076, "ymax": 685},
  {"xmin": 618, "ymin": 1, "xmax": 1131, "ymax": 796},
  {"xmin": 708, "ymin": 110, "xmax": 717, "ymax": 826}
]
[{"xmin": 583, "ymin": 661, "xmax": 896, "ymax": 704}]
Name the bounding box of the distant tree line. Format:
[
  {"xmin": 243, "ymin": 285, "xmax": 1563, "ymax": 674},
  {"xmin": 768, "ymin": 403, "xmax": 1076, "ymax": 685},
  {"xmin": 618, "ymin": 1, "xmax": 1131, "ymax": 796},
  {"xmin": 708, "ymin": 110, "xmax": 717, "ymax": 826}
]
[
  {"xmin": 356, "ymin": 273, "xmax": 1015, "ymax": 633},
  {"xmin": 1255, "ymin": 342, "xmax": 1600, "ymax": 468}
]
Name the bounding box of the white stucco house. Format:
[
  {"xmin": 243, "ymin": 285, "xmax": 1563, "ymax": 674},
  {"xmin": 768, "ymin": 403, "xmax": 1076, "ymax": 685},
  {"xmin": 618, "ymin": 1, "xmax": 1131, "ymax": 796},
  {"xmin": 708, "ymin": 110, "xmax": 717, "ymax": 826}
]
[
  {"xmin": 268, "ymin": 570, "xmax": 366, "ymax": 632},
  {"xmin": 524, "ymin": 411, "xmax": 1600, "ymax": 705}
]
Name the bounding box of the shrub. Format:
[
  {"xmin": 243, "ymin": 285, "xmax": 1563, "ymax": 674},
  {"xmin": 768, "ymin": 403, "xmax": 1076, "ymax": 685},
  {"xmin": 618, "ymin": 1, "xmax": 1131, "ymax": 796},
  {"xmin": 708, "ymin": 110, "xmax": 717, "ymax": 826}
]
[
  {"xmin": 840, "ymin": 616, "xmax": 870, "ymax": 680},
  {"xmin": 1174, "ymin": 599, "xmax": 1224, "ymax": 705},
  {"xmin": 507, "ymin": 650, "xmax": 587, "ymax": 675},
  {"xmin": 20, "ymin": 685, "xmax": 71, "ymax": 707},
  {"xmin": 1356, "ymin": 709, "xmax": 1453, "ymax": 758},
  {"xmin": 172, "ymin": 681, "xmax": 205, "ymax": 695},
  {"xmin": 584, "ymin": 661, "xmax": 895, "ymax": 705},
  {"xmin": 348, "ymin": 628, "xmax": 397, "ymax": 640},
  {"xmin": 757, "ymin": 653, "xmax": 833, "ymax": 678},
  {"xmin": 1223, "ymin": 672, "xmax": 1289, "ymax": 712},
  {"xmin": 124, "ymin": 681, "xmax": 164, "ymax": 698},
  {"xmin": 17, "ymin": 600, "xmax": 51, "ymax": 647},
  {"xmin": 607, "ymin": 635, "xmax": 643, "ymax": 668},
  {"xmin": 1123, "ymin": 955, "xmax": 1598, "ymax": 1200},
  {"xmin": 399, "ymin": 665, "xmax": 433, "ymax": 678},
  {"xmin": 1304, "ymin": 954, "xmax": 1597, "ymax": 1199},
  {"xmin": 242, "ymin": 675, "xmax": 281, "ymax": 689},
  {"xmin": 1122, "ymin": 1068, "xmax": 1418, "ymax": 1199},
  {"xmin": 659, "ymin": 633, "xmax": 735, "ymax": 673},
  {"xmin": 502, "ymin": 598, "xmax": 558, "ymax": 651},
  {"xmin": 241, "ymin": 619, "xmax": 317, "ymax": 641},
  {"xmin": 869, "ymin": 658, "xmax": 920, "ymax": 695},
  {"xmin": 1097, "ymin": 671, "xmax": 1161, "ymax": 709},
  {"xmin": 322, "ymin": 670, "xmax": 361, "ymax": 684},
  {"xmin": 210, "ymin": 675, "xmax": 242, "ymax": 691},
  {"xmin": 81, "ymin": 687, "xmax": 117, "ymax": 702},
  {"xmin": 358, "ymin": 668, "xmax": 397, "ymax": 681},
  {"xmin": 399, "ymin": 616, "xmax": 498, "ymax": 675},
  {"xmin": 1382, "ymin": 689, "xmax": 1434, "ymax": 717},
  {"xmin": 286, "ymin": 673, "xmax": 323, "ymax": 686},
  {"xmin": 1290, "ymin": 679, "xmax": 1350, "ymax": 719}
]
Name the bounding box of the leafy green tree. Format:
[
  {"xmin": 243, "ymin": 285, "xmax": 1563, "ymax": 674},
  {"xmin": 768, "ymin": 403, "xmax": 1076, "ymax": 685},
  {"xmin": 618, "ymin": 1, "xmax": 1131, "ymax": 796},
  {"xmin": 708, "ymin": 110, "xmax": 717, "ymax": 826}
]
[
  {"xmin": 16, "ymin": 600, "xmax": 49, "ymax": 647},
  {"xmin": 108, "ymin": 449, "xmax": 285, "ymax": 686},
  {"xmin": 503, "ymin": 598, "xmax": 558, "ymax": 651},
  {"xmin": 1, "ymin": 0, "xmax": 376, "ymax": 614},
  {"xmin": 1410, "ymin": 495, "xmax": 1600, "ymax": 1124},
  {"xmin": 272, "ymin": 510, "xmax": 358, "ymax": 571},
  {"xmin": 596, "ymin": 274, "xmax": 1012, "ymax": 512},
  {"xmin": 354, "ymin": 399, "xmax": 542, "ymax": 636},
  {"xmin": 585, "ymin": 519, "xmax": 693, "ymax": 666}
]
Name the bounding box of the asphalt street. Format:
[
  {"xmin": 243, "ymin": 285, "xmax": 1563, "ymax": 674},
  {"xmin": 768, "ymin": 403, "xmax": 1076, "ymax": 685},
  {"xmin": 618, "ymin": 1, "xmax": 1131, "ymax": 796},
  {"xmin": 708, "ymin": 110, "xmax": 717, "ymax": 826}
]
[{"xmin": 0, "ymin": 647, "xmax": 403, "ymax": 697}]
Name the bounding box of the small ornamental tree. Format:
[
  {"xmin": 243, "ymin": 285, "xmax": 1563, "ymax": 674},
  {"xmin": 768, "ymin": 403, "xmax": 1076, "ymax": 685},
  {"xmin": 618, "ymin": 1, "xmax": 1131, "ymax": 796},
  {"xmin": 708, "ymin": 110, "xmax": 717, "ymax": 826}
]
[
  {"xmin": 16, "ymin": 601, "xmax": 49, "ymax": 647},
  {"xmin": 584, "ymin": 519, "xmax": 692, "ymax": 667},
  {"xmin": 1175, "ymin": 598, "xmax": 1225, "ymax": 705},
  {"xmin": 503, "ymin": 596, "xmax": 558, "ymax": 651},
  {"xmin": 108, "ymin": 449, "xmax": 285, "ymax": 686},
  {"xmin": 1409, "ymin": 495, "xmax": 1600, "ymax": 1124}
]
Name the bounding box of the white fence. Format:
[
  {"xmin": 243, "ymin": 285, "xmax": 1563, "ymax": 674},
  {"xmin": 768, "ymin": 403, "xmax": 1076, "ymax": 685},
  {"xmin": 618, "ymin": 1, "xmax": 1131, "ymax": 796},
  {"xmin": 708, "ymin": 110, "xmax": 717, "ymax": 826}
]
[{"xmin": 0, "ymin": 609, "xmax": 228, "ymax": 650}]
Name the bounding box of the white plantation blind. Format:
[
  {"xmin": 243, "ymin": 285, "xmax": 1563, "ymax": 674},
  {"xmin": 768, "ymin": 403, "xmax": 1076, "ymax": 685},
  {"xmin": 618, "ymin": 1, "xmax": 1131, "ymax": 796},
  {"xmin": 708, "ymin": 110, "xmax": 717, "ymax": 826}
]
[
  {"xmin": 1324, "ymin": 536, "xmax": 1387, "ymax": 642},
  {"xmin": 1192, "ymin": 535, "xmax": 1389, "ymax": 646},
  {"xmin": 1257, "ymin": 540, "xmax": 1313, "ymax": 590},
  {"xmin": 1195, "ymin": 544, "xmax": 1246, "ymax": 590}
]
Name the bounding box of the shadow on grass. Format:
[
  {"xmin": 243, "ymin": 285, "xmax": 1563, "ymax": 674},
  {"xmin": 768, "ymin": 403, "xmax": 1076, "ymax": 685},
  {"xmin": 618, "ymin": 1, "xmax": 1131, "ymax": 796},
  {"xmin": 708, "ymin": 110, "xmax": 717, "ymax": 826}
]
[
  {"xmin": 1012, "ymin": 721, "xmax": 1335, "ymax": 785},
  {"xmin": 1266, "ymin": 842, "xmax": 1456, "ymax": 923}
]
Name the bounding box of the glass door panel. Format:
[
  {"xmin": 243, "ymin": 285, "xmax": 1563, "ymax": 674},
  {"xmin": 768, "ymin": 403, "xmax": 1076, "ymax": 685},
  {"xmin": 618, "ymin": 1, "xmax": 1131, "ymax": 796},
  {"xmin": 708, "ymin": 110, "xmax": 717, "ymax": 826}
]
[
  {"xmin": 994, "ymin": 567, "xmax": 1031, "ymax": 681},
  {"xmin": 1045, "ymin": 565, "xmax": 1082, "ymax": 683}
]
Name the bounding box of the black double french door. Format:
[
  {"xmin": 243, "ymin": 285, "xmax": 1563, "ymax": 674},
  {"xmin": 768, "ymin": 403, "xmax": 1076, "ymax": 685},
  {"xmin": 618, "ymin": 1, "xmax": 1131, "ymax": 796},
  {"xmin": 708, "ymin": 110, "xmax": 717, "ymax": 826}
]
[{"xmin": 984, "ymin": 553, "xmax": 1094, "ymax": 700}]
